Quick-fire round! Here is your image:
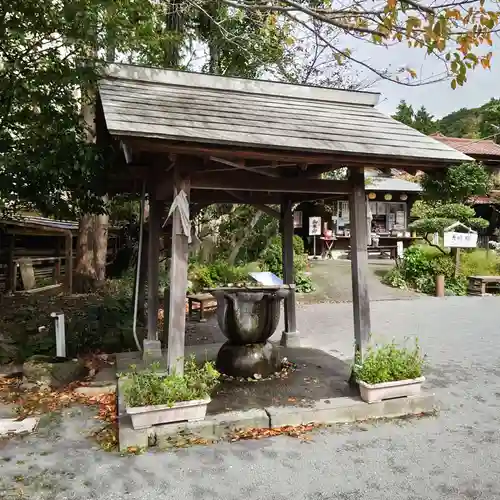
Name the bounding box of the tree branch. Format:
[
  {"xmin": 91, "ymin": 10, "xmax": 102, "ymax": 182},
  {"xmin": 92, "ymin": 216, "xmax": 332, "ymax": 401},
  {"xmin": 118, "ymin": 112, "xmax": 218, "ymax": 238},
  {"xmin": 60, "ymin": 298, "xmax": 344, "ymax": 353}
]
[{"xmin": 424, "ymin": 234, "xmax": 448, "ymax": 254}]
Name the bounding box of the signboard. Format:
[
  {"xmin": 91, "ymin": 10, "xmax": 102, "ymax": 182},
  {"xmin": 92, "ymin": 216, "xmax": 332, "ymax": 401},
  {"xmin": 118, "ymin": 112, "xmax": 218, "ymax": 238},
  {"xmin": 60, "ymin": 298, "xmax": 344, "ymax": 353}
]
[
  {"xmin": 309, "ymin": 217, "xmax": 321, "ymax": 236},
  {"xmin": 397, "ymin": 241, "xmax": 404, "ymax": 258},
  {"xmin": 443, "ymin": 231, "xmax": 478, "ymax": 248}
]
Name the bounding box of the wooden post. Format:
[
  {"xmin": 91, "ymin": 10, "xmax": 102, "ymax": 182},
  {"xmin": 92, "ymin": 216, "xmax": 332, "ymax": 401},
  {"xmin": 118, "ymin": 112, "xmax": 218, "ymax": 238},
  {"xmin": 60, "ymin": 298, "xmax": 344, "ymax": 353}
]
[
  {"xmin": 6, "ymin": 234, "xmax": 15, "ymax": 293},
  {"xmin": 65, "ymin": 233, "xmax": 73, "ymax": 295},
  {"xmin": 349, "ymin": 168, "xmax": 371, "ymax": 360},
  {"xmin": 167, "ymin": 171, "xmax": 191, "ymax": 375},
  {"xmin": 435, "ymin": 274, "xmax": 445, "ymax": 297},
  {"xmin": 454, "ymin": 248, "xmax": 461, "ymax": 278},
  {"xmin": 280, "ymin": 199, "xmax": 300, "ymax": 347},
  {"xmin": 147, "ymin": 194, "xmax": 163, "ymax": 342},
  {"xmin": 54, "ymin": 238, "xmax": 62, "ymax": 283}
]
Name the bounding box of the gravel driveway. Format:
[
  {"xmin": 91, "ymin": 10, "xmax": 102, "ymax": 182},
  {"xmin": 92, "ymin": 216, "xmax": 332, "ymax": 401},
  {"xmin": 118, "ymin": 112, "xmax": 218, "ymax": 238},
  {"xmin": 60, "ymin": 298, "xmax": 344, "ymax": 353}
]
[{"xmin": 1, "ymin": 296, "xmax": 500, "ymax": 500}]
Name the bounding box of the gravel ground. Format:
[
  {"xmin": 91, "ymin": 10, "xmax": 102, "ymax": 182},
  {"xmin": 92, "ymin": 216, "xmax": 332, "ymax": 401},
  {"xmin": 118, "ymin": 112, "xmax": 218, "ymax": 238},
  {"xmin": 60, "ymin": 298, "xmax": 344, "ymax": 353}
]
[{"xmin": 1, "ymin": 296, "xmax": 500, "ymax": 500}]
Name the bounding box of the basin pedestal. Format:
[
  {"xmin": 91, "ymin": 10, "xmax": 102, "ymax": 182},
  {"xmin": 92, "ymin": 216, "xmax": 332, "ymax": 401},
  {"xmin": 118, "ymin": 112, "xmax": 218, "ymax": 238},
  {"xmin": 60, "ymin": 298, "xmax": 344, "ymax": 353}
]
[{"xmin": 209, "ymin": 287, "xmax": 291, "ymax": 378}]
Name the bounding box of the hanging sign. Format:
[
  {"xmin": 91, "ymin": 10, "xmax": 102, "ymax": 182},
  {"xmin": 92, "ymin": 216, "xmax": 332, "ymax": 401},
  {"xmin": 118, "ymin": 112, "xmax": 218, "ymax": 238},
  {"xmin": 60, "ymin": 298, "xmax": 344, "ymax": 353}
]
[
  {"xmin": 309, "ymin": 217, "xmax": 321, "ymax": 236},
  {"xmin": 443, "ymin": 231, "xmax": 478, "ymax": 248},
  {"xmin": 443, "ymin": 222, "xmax": 478, "ymax": 248}
]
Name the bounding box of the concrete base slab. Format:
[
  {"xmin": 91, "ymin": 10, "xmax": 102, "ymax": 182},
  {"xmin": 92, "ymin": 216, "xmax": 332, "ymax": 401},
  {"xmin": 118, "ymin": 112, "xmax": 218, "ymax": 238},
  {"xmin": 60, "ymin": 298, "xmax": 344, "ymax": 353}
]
[
  {"xmin": 0, "ymin": 417, "xmax": 39, "ymax": 436},
  {"xmin": 280, "ymin": 331, "xmax": 300, "ymax": 347},
  {"xmin": 115, "ymin": 346, "xmax": 437, "ymax": 451},
  {"xmin": 118, "ymin": 389, "xmax": 437, "ymax": 451},
  {"xmin": 142, "ymin": 340, "xmax": 162, "ymax": 360},
  {"xmin": 266, "ymin": 394, "xmax": 437, "ymax": 428}
]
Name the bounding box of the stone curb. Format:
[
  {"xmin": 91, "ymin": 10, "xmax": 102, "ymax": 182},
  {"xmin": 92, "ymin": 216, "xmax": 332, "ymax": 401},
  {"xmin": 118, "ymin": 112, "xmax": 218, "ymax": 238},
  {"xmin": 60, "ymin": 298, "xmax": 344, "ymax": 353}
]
[
  {"xmin": 265, "ymin": 394, "xmax": 437, "ymax": 428},
  {"xmin": 117, "ymin": 377, "xmax": 437, "ymax": 452}
]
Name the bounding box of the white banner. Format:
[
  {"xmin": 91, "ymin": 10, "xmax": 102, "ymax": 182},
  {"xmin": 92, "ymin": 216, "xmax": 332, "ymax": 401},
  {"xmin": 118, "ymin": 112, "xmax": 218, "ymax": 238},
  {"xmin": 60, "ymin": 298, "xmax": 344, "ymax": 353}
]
[{"xmin": 444, "ymin": 231, "xmax": 478, "ymax": 248}]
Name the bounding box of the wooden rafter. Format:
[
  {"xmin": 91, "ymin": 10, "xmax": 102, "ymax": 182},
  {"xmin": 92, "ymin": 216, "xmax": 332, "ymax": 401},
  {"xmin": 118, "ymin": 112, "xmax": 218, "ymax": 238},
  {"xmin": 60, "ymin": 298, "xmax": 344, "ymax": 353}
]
[
  {"xmin": 225, "ymin": 191, "xmax": 280, "ymax": 218},
  {"xmin": 191, "ymin": 171, "xmax": 351, "ymax": 194},
  {"xmin": 210, "ymin": 156, "xmax": 278, "ymax": 178}
]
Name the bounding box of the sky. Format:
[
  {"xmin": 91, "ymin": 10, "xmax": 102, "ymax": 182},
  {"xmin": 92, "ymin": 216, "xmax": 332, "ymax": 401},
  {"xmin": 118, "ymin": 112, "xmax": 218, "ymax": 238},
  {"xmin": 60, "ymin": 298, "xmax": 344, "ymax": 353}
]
[{"xmin": 357, "ymin": 35, "xmax": 500, "ymax": 118}]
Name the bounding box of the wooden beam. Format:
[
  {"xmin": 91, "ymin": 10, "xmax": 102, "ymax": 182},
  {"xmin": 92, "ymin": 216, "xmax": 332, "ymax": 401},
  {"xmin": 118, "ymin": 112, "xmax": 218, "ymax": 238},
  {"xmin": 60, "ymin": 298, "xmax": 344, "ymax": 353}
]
[
  {"xmin": 225, "ymin": 191, "xmax": 280, "ymax": 218},
  {"xmin": 280, "ymin": 199, "xmax": 299, "ymax": 347},
  {"xmin": 190, "ymin": 191, "xmax": 337, "ymax": 205},
  {"xmin": 125, "ymin": 138, "xmax": 452, "ymax": 169},
  {"xmin": 349, "ymin": 168, "xmax": 371, "ymax": 361},
  {"xmin": 210, "ymin": 157, "xmax": 278, "ymax": 178},
  {"xmin": 167, "ymin": 171, "xmax": 191, "ymax": 376},
  {"xmin": 192, "ymin": 171, "xmax": 351, "ymax": 194},
  {"xmin": 147, "ymin": 192, "xmax": 163, "ymax": 340}
]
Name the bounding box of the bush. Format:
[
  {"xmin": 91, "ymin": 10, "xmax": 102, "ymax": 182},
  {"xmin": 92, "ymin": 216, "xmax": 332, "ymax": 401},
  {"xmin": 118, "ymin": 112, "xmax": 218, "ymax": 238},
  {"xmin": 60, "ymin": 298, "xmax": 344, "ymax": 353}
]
[
  {"xmin": 0, "ymin": 279, "xmax": 139, "ymax": 363},
  {"xmin": 259, "ymin": 235, "xmax": 311, "ymax": 293},
  {"xmin": 354, "ymin": 339, "xmax": 425, "ymax": 384},
  {"xmin": 122, "ymin": 357, "xmax": 220, "ymax": 407},
  {"xmin": 188, "ymin": 262, "xmax": 257, "ymax": 292},
  {"xmin": 382, "ymin": 245, "xmax": 500, "ymax": 296}
]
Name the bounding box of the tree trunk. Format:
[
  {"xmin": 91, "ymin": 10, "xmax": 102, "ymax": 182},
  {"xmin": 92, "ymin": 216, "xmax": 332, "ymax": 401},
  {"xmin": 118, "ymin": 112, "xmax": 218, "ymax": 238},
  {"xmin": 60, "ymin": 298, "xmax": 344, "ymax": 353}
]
[
  {"xmin": 94, "ymin": 196, "xmax": 109, "ymax": 283},
  {"xmin": 74, "ymin": 214, "xmax": 97, "ymax": 293},
  {"xmin": 227, "ymin": 211, "xmax": 262, "ymax": 265}
]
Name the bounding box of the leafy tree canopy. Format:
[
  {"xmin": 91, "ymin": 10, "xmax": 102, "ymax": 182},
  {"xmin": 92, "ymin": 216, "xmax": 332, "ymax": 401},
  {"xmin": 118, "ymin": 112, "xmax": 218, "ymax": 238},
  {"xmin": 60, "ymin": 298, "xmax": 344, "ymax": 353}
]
[{"xmin": 420, "ymin": 162, "xmax": 492, "ymax": 203}]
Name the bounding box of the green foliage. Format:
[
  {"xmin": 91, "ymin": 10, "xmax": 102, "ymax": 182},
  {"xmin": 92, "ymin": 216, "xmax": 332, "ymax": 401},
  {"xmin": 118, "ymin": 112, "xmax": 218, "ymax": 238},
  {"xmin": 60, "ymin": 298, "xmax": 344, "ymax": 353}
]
[
  {"xmin": 259, "ymin": 235, "xmax": 307, "ymax": 276},
  {"xmin": 258, "ymin": 235, "xmax": 312, "ymax": 293},
  {"xmin": 413, "ymin": 106, "xmax": 437, "ymax": 135},
  {"xmin": 0, "ymin": 0, "xmax": 165, "ymax": 216},
  {"xmin": 383, "ymin": 245, "xmax": 500, "ymax": 296},
  {"xmin": 460, "ymin": 248, "xmax": 500, "ymax": 277},
  {"xmin": 392, "ymin": 101, "xmax": 436, "ymax": 134},
  {"xmin": 420, "ymin": 163, "xmax": 491, "ymax": 204},
  {"xmin": 0, "ymin": 279, "xmax": 138, "ymax": 362},
  {"xmin": 122, "ymin": 357, "xmax": 220, "ymax": 408},
  {"xmin": 354, "ymin": 339, "xmax": 425, "ymax": 385},
  {"xmin": 392, "ymin": 100, "xmax": 415, "ymax": 126},
  {"xmin": 410, "ymin": 200, "xmax": 489, "ymax": 247},
  {"xmin": 188, "ymin": 261, "xmax": 257, "ymax": 292},
  {"xmin": 295, "ymin": 273, "xmax": 315, "ymax": 294},
  {"xmin": 437, "ymin": 98, "xmax": 500, "ymax": 139}
]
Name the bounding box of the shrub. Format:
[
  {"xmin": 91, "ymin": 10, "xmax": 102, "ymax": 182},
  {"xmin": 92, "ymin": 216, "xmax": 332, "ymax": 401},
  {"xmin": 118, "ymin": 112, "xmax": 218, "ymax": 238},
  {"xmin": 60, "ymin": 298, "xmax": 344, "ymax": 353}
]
[
  {"xmin": 382, "ymin": 267, "xmax": 407, "ymax": 289},
  {"xmin": 400, "ymin": 246, "xmax": 431, "ymax": 282},
  {"xmin": 188, "ymin": 262, "xmax": 256, "ymax": 292},
  {"xmin": 354, "ymin": 339, "xmax": 425, "ymax": 384},
  {"xmin": 382, "ymin": 245, "xmax": 500, "ymax": 297},
  {"xmin": 122, "ymin": 357, "xmax": 220, "ymax": 408},
  {"xmin": 259, "ymin": 235, "xmax": 311, "ymax": 293}
]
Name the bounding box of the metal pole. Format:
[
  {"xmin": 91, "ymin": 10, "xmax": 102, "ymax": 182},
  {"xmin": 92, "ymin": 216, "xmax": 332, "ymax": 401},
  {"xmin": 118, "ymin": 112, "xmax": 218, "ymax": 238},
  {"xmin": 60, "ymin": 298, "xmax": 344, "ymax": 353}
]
[{"xmin": 51, "ymin": 312, "xmax": 66, "ymax": 358}]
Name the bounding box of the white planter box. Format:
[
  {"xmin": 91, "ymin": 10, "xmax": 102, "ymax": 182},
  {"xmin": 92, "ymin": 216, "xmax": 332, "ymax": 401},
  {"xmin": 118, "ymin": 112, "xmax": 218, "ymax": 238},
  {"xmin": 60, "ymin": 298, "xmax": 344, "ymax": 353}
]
[
  {"xmin": 126, "ymin": 398, "xmax": 210, "ymax": 430},
  {"xmin": 358, "ymin": 377, "xmax": 425, "ymax": 404}
]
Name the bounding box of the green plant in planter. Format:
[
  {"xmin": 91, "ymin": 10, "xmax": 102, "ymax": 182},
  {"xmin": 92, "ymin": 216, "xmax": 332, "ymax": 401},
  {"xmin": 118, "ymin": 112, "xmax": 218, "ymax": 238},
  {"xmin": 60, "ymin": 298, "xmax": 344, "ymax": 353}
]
[
  {"xmin": 122, "ymin": 357, "xmax": 220, "ymax": 408},
  {"xmin": 354, "ymin": 339, "xmax": 425, "ymax": 384}
]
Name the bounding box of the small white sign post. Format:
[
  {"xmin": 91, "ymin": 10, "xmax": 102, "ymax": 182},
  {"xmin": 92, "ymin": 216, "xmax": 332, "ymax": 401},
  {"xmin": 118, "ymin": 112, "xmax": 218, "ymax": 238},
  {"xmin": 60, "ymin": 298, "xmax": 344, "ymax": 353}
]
[
  {"xmin": 309, "ymin": 217, "xmax": 321, "ymax": 259},
  {"xmin": 443, "ymin": 222, "xmax": 478, "ymax": 276}
]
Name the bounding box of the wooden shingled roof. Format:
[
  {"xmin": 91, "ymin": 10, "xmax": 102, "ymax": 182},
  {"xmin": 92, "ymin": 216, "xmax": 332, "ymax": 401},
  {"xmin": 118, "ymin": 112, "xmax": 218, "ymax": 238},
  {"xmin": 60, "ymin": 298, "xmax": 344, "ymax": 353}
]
[{"xmin": 98, "ymin": 64, "xmax": 471, "ymax": 165}]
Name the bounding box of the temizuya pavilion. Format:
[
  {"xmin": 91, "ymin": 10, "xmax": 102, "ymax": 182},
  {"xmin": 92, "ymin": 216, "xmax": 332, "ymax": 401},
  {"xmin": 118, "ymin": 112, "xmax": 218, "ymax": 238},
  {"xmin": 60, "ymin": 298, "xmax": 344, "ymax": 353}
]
[{"xmin": 96, "ymin": 64, "xmax": 469, "ymax": 374}]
